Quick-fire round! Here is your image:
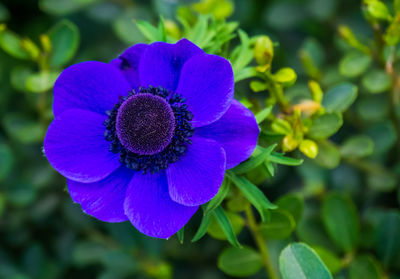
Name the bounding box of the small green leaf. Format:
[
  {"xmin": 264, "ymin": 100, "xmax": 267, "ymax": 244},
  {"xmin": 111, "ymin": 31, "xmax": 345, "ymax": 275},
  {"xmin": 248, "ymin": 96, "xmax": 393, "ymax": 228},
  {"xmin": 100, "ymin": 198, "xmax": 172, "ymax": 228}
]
[
  {"xmin": 308, "ymin": 113, "xmax": 343, "ymax": 139},
  {"xmin": 279, "ymin": 243, "xmax": 333, "ymax": 279},
  {"xmin": 204, "ymin": 179, "xmax": 230, "ymax": 214},
  {"xmin": 312, "ymin": 246, "xmax": 343, "ymax": 274},
  {"xmin": 212, "ymin": 206, "xmax": 241, "ymax": 248},
  {"xmin": 227, "ymin": 171, "xmax": 277, "ymax": 222},
  {"xmin": 314, "ymin": 140, "xmax": 341, "ymax": 169},
  {"xmin": 274, "ymin": 67, "xmax": 297, "ymax": 86},
  {"xmin": 3, "ymin": 114, "xmax": 44, "ymax": 144},
  {"xmin": 269, "ymin": 152, "xmax": 303, "ymax": 166},
  {"xmin": 233, "ymin": 144, "xmax": 276, "ymax": 174},
  {"xmin": 47, "ymin": 20, "xmax": 80, "ymax": 68},
  {"xmin": 339, "ymin": 51, "xmax": 371, "ymax": 78},
  {"xmin": 26, "ymin": 71, "xmax": 60, "ymax": 93},
  {"xmin": 271, "ymin": 118, "xmax": 293, "ymax": 134},
  {"xmin": 260, "ymin": 209, "xmax": 296, "ymax": 239},
  {"xmin": 192, "ymin": 210, "xmax": 212, "ymax": 242},
  {"xmin": 322, "ymin": 193, "xmax": 360, "ymax": 252},
  {"xmin": 232, "ymin": 29, "xmax": 253, "ymax": 73},
  {"xmin": 250, "ymin": 80, "xmax": 268, "ymax": 92},
  {"xmin": 255, "ymin": 106, "xmax": 273, "ymax": 124},
  {"xmin": 367, "ymin": 170, "xmax": 397, "ymax": 192},
  {"xmin": 235, "ymin": 66, "xmax": 258, "ymax": 82},
  {"xmin": 349, "ymin": 255, "xmax": 382, "ymax": 279},
  {"xmin": 218, "ymin": 246, "xmax": 262, "ymax": 277},
  {"xmin": 361, "ymin": 69, "xmax": 392, "ymax": 94},
  {"xmin": 208, "ymin": 211, "xmax": 244, "ymax": 241},
  {"xmin": 322, "ymin": 82, "xmax": 358, "ymax": 113},
  {"xmin": 374, "ymin": 211, "xmax": 400, "ymax": 267},
  {"xmin": 364, "ymin": 0, "xmax": 392, "ymax": 21},
  {"xmin": 176, "ymin": 227, "xmax": 184, "ymax": 244},
  {"xmin": 276, "ymin": 193, "xmax": 305, "ymax": 223},
  {"xmin": 340, "ymin": 135, "xmax": 374, "ymax": 158},
  {"xmin": 40, "ymin": 0, "xmax": 99, "ymax": 15},
  {"xmin": 136, "ymin": 20, "xmax": 163, "ymax": 42}
]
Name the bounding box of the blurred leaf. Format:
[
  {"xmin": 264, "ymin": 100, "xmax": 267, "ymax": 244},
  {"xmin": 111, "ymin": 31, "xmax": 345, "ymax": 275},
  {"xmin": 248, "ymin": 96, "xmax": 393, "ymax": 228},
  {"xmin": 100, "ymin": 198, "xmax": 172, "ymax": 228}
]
[
  {"xmin": 136, "ymin": 19, "xmax": 165, "ymax": 43},
  {"xmin": 10, "ymin": 66, "xmax": 32, "ymax": 92},
  {"xmin": 374, "ymin": 211, "xmax": 400, "ymax": 267},
  {"xmin": 265, "ymin": 2, "xmax": 306, "ymax": 30},
  {"xmin": 26, "ymin": 71, "xmax": 60, "ymax": 93},
  {"xmin": 367, "ymin": 170, "xmax": 397, "ymax": 192},
  {"xmin": 40, "ymin": 0, "xmax": 99, "ymax": 15},
  {"xmin": 260, "ymin": 209, "xmax": 296, "ymax": 239},
  {"xmin": 308, "ymin": 113, "xmax": 343, "ymax": 139},
  {"xmin": 312, "ymin": 246, "xmax": 342, "ymax": 274},
  {"xmin": 101, "ymin": 251, "xmax": 138, "ymax": 276},
  {"xmin": 367, "ymin": 121, "xmax": 397, "ymax": 155},
  {"xmin": 314, "ymin": 141, "xmax": 340, "ymax": 169},
  {"xmin": 112, "ymin": 8, "xmax": 149, "ymax": 44},
  {"xmin": 204, "ymin": 179, "xmax": 230, "ymax": 214},
  {"xmin": 211, "ymin": 206, "xmax": 241, "ymax": 248},
  {"xmin": 362, "ymin": 69, "xmax": 392, "ymax": 94},
  {"xmin": 0, "ymin": 142, "xmax": 13, "ymax": 182},
  {"xmin": 299, "ymin": 139, "xmax": 318, "ymax": 159},
  {"xmin": 3, "ymin": 114, "xmax": 43, "ymax": 144},
  {"xmin": 274, "ymin": 67, "xmax": 297, "ymax": 86},
  {"xmin": 228, "ymin": 171, "xmax": 277, "ymax": 222},
  {"xmin": 0, "ymin": 29, "xmax": 31, "ymax": 60},
  {"xmin": 349, "ymin": 255, "xmax": 382, "ymax": 279},
  {"xmin": 322, "ymin": 82, "xmax": 358, "ymax": 113},
  {"xmin": 276, "ymin": 193, "xmax": 305, "ymax": 223},
  {"xmin": 339, "ymin": 51, "xmax": 371, "ymax": 78},
  {"xmin": 218, "ymin": 246, "xmax": 262, "ymax": 277},
  {"xmin": 364, "ymin": 0, "xmax": 392, "ymax": 21},
  {"xmin": 234, "ymin": 144, "xmax": 276, "ymax": 174},
  {"xmin": 340, "ymin": 135, "xmax": 374, "ymax": 158},
  {"xmin": 73, "ymin": 241, "xmax": 107, "ymax": 266},
  {"xmin": 322, "ymin": 193, "xmax": 359, "ymax": 252},
  {"xmin": 279, "ymin": 243, "xmax": 333, "ymax": 279},
  {"xmin": 208, "ymin": 211, "xmax": 244, "ymax": 241},
  {"xmin": 47, "ymin": 20, "xmax": 80, "ymax": 68},
  {"xmin": 356, "ymin": 96, "xmax": 388, "ymax": 122}
]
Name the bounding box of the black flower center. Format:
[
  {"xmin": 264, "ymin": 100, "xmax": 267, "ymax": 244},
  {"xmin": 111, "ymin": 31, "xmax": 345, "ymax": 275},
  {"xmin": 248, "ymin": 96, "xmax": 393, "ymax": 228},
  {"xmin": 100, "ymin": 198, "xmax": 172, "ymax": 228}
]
[
  {"xmin": 116, "ymin": 93, "xmax": 175, "ymax": 155},
  {"xmin": 104, "ymin": 86, "xmax": 194, "ymax": 173}
]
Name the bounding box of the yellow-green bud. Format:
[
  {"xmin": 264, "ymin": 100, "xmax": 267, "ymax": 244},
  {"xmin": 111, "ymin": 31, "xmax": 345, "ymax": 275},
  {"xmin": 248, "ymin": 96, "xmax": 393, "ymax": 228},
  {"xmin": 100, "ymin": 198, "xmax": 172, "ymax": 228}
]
[
  {"xmin": 299, "ymin": 139, "xmax": 318, "ymax": 158},
  {"xmin": 254, "ymin": 36, "xmax": 274, "ymax": 67}
]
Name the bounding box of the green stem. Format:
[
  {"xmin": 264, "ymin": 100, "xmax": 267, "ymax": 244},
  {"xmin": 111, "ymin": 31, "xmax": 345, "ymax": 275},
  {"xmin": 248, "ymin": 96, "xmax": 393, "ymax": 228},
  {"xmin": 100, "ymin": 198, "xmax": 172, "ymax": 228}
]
[{"xmin": 245, "ymin": 206, "xmax": 278, "ymax": 279}]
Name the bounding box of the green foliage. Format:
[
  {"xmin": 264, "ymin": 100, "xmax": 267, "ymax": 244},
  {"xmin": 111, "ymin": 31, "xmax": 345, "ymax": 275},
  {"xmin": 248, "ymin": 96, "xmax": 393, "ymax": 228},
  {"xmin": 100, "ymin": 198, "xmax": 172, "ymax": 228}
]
[
  {"xmin": 279, "ymin": 243, "xmax": 333, "ymax": 279},
  {"xmin": 217, "ymin": 246, "xmax": 262, "ymax": 277}
]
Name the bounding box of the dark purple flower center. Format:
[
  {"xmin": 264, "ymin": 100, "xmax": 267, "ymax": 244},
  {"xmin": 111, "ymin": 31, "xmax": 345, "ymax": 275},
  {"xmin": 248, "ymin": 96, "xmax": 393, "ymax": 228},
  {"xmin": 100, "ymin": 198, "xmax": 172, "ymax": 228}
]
[
  {"xmin": 104, "ymin": 86, "xmax": 194, "ymax": 173},
  {"xmin": 115, "ymin": 93, "xmax": 175, "ymax": 155}
]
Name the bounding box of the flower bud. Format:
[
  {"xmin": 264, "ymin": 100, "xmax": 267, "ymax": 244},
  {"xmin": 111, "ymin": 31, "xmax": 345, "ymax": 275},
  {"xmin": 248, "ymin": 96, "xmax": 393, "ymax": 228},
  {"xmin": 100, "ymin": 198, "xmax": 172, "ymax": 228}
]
[
  {"xmin": 299, "ymin": 139, "xmax": 318, "ymax": 158},
  {"xmin": 254, "ymin": 36, "xmax": 274, "ymax": 68}
]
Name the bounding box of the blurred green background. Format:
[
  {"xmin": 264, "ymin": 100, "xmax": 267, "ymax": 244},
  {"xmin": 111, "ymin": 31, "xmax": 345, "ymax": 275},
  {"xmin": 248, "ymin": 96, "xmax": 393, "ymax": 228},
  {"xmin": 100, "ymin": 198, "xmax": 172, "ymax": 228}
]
[{"xmin": 0, "ymin": 0, "xmax": 399, "ymax": 278}]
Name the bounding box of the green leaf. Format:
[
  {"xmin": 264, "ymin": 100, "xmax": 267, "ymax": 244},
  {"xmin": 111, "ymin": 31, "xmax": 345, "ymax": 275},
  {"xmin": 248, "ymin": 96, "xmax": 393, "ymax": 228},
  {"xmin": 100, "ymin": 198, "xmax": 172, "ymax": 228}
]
[
  {"xmin": 207, "ymin": 211, "xmax": 244, "ymax": 241},
  {"xmin": 192, "ymin": 210, "xmax": 212, "ymax": 242},
  {"xmin": 274, "ymin": 67, "xmax": 297, "ymax": 86},
  {"xmin": 269, "ymin": 152, "xmax": 303, "ymax": 166},
  {"xmin": 279, "ymin": 243, "xmax": 333, "ymax": 279},
  {"xmin": 3, "ymin": 114, "xmax": 44, "ymax": 144},
  {"xmin": 136, "ymin": 20, "xmax": 163, "ymax": 42},
  {"xmin": 339, "ymin": 51, "xmax": 372, "ymax": 78},
  {"xmin": 362, "ymin": 70, "xmax": 392, "ymax": 94},
  {"xmin": 250, "ymin": 80, "xmax": 268, "ymax": 92},
  {"xmin": 374, "ymin": 211, "xmax": 400, "ymax": 267},
  {"xmin": 211, "ymin": 206, "xmax": 241, "ymax": 248},
  {"xmin": 176, "ymin": 227, "xmax": 184, "ymax": 244},
  {"xmin": 314, "ymin": 140, "xmax": 341, "ymax": 169},
  {"xmin": 218, "ymin": 246, "xmax": 262, "ymax": 277},
  {"xmin": 204, "ymin": 179, "xmax": 230, "ymax": 214},
  {"xmin": 308, "ymin": 113, "xmax": 343, "ymax": 139},
  {"xmin": 47, "ymin": 20, "xmax": 80, "ymax": 68},
  {"xmin": 40, "ymin": 0, "xmax": 99, "ymax": 15},
  {"xmin": 322, "ymin": 193, "xmax": 359, "ymax": 252},
  {"xmin": 26, "ymin": 71, "xmax": 60, "ymax": 93},
  {"xmin": 10, "ymin": 66, "xmax": 33, "ymax": 92},
  {"xmin": 312, "ymin": 246, "xmax": 342, "ymax": 274},
  {"xmin": 349, "ymin": 255, "xmax": 382, "ymax": 279},
  {"xmin": 365, "ymin": 0, "xmax": 392, "ymax": 21},
  {"xmin": 235, "ymin": 66, "xmax": 258, "ymax": 82},
  {"xmin": 276, "ymin": 193, "xmax": 305, "ymax": 223},
  {"xmin": 367, "ymin": 170, "xmax": 397, "ymax": 192},
  {"xmin": 227, "ymin": 171, "xmax": 277, "ymax": 222},
  {"xmin": 0, "ymin": 29, "xmax": 31, "ymax": 60},
  {"xmin": 340, "ymin": 135, "xmax": 374, "ymax": 158},
  {"xmin": 255, "ymin": 106, "xmax": 273, "ymax": 124},
  {"xmin": 322, "ymin": 82, "xmax": 358, "ymax": 113},
  {"xmin": 232, "ymin": 29, "xmax": 253, "ymax": 74},
  {"xmin": 260, "ymin": 209, "xmax": 296, "ymax": 239},
  {"xmin": 233, "ymin": 144, "xmax": 276, "ymax": 174}
]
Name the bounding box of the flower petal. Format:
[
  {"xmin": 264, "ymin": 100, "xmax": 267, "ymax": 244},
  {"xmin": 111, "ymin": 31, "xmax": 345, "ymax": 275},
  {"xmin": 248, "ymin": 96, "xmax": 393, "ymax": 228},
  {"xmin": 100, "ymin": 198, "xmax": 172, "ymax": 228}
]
[
  {"xmin": 139, "ymin": 38, "xmax": 203, "ymax": 91},
  {"xmin": 197, "ymin": 100, "xmax": 259, "ymax": 169},
  {"xmin": 124, "ymin": 171, "xmax": 198, "ymax": 239},
  {"xmin": 110, "ymin": 44, "xmax": 148, "ymax": 89},
  {"xmin": 67, "ymin": 167, "xmax": 133, "ymax": 222},
  {"xmin": 53, "ymin": 61, "xmax": 131, "ymax": 116},
  {"xmin": 44, "ymin": 109, "xmax": 120, "ymax": 183},
  {"xmin": 176, "ymin": 53, "xmax": 234, "ymax": 127},
  {"xmin": 166, "ymin": 135, "xmax": 226, "ymax": 206}
]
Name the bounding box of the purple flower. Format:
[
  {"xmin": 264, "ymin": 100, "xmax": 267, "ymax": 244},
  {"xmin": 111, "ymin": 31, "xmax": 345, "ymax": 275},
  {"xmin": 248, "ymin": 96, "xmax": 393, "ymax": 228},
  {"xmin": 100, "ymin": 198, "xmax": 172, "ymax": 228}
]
[{"xmin": 43, "ymin": 39, "xmax": 259, "ymax": 238}]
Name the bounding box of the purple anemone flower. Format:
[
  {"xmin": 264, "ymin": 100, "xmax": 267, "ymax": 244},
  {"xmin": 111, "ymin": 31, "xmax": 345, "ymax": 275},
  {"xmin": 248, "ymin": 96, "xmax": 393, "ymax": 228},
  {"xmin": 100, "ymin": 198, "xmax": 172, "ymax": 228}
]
[{"xmin": 43, "ymin": 38, "xmax": 259, "ymax": 238}]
